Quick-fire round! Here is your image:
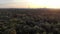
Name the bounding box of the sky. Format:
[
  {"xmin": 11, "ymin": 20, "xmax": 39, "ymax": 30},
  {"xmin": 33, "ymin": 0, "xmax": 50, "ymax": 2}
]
[{"xmin": 0, "ymin": 0, "xmax": 60, "ymax": 8}]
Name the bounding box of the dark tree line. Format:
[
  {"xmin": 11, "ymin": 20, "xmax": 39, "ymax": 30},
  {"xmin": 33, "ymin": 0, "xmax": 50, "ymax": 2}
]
[{"xmin": 0, "ymin": 9, "xmax": 60, "ymax": 34}]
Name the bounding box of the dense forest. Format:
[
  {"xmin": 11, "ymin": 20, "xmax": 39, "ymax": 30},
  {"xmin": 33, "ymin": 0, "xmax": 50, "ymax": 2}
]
[{"xmin": 0, "ymin": 8, "xmax": 60, "ymax": 34}]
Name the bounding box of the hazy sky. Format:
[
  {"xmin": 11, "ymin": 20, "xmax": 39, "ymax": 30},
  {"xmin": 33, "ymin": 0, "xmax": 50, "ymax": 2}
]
[
  {"xmin": 0, "ymin": 0, "xmax": 28, "ymax": 8},
  {"xmin": 0, "ymin": 0, "xmax": 60, "ymax": 8}
]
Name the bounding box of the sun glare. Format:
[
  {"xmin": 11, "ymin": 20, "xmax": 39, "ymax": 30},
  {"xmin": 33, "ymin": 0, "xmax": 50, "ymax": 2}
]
[
  {"xmin": 13, "ymin": 0, "xmax": 60, "ymax": 8},
  {"xmin": 27, "ymin": 0, "xmax": 60, "ymax": 8}
]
